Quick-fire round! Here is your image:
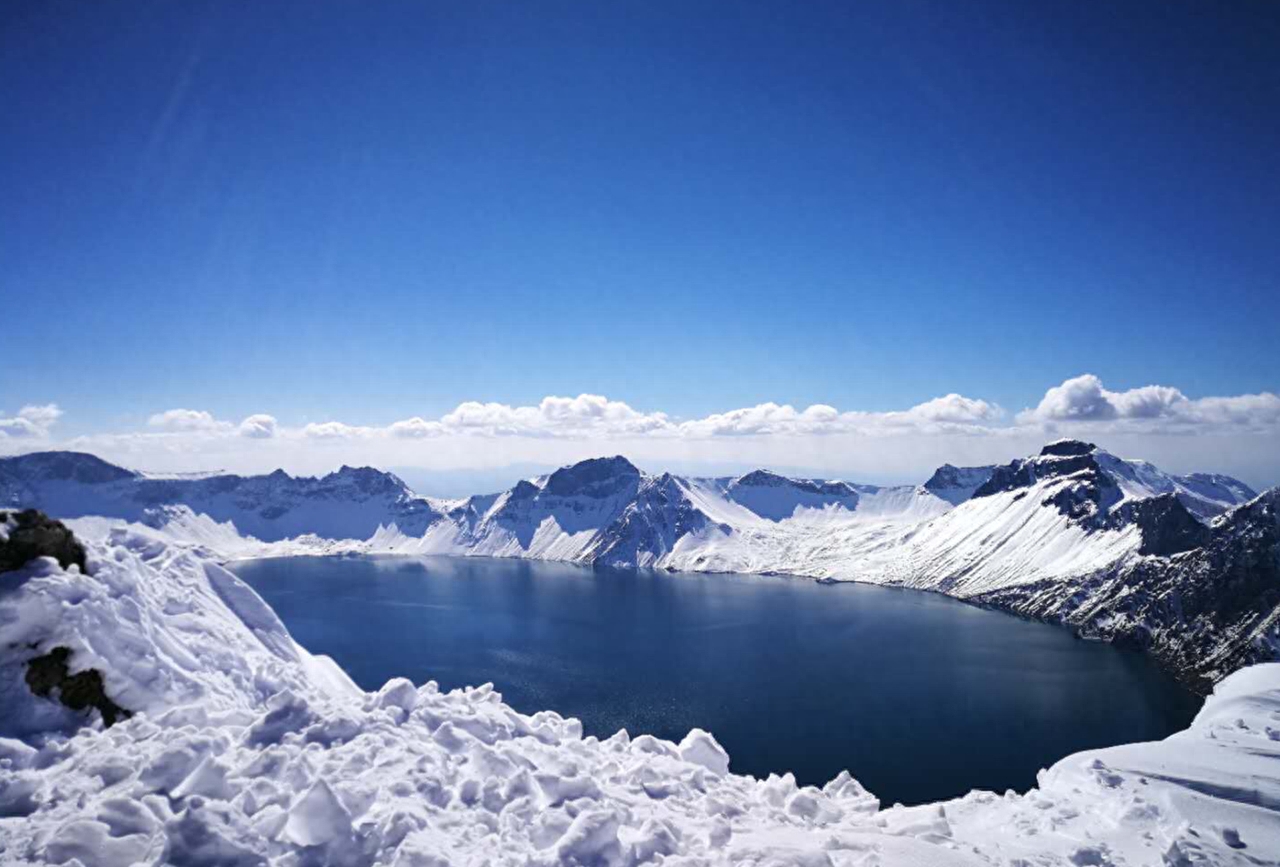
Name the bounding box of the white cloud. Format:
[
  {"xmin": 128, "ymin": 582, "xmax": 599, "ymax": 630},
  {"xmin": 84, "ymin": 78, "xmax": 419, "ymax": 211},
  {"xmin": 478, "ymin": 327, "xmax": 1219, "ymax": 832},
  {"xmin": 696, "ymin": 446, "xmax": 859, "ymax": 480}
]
[
  {"xmin": 1021, "ymin": 374, "xmax": 1118, "ymax": 421},
  {"xmin": 238, "ymin": 414, "xmax": 278, "ymax": 439},
  {"xmin": 388, "ymin": 417, "xmax": 444, "ymax": 439},
  {"xmin": 441, "ymin": 394, "xmax": 672, "ymax": 437},
  {"xmin": 0, "ymin": 417, "xmax": 43, "ymax": 438},
  {"xmin": 0, "ymin": 403, "xmax": 63, "ymax": 438},
  {"xmin": 1108, "ymin": 385, "xmax": 1187, "ymax": 419},
  {"xmin": 677, "ymin": 402, "xmax": 829, "ymax": 437},
  {"xmin": 18, "ymin": 404, "xmax": 64, "ymax": 427},
  {"xmin": 303, "ymin": 421, "xmax": 371, "ymax": 440},
  {"xmin": 895, "ymin": 394, "xmax": 1002, "ymax": 425},
  {"xmin": 148, "ymin": 408, "xmax": 230, "ymax": 432},
  {"xmin": 1020, "ymin": 374, "xmax": 1280, "ymax": 431}
]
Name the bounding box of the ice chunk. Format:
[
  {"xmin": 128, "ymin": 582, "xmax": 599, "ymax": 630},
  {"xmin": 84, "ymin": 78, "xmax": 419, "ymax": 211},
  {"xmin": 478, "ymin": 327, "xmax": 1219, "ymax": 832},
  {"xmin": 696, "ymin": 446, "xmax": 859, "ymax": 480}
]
[
  {"xmin": 281, "ymin": 779, "xmax": 351, "ymax": 847},
  {"xmin": 678, "ymin": 728, "xmax": 730, "ymax": 775},
  {"xmin": 555, "ymin": 809, "xmax": 622, "ymax": 865},
  {"xmin": 375, "ymin": 677, "xmax": 418, "ymax": 713}
]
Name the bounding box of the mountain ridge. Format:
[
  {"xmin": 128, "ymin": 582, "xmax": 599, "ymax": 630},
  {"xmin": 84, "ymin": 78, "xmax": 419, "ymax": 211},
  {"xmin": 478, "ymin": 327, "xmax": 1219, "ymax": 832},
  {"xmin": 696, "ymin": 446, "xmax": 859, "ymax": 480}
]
[{"xmin": 4, "ymin": 444, "xmax": 1274, "ymax": 688}]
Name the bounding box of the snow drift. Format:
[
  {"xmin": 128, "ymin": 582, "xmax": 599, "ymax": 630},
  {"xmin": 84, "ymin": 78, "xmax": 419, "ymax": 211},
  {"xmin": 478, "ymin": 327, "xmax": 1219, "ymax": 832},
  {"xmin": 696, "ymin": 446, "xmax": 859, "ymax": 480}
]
[{"xmin": 2, "ymin": 528, "xmax": 1280, "ymax": 866}]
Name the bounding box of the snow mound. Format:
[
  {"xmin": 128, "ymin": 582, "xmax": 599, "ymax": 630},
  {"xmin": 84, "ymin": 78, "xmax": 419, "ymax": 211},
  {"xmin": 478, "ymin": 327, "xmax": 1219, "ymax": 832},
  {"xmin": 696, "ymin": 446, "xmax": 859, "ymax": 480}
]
[{"xmin": 2, "ymin": 531, "xmax": 1279, "ymax": 865}]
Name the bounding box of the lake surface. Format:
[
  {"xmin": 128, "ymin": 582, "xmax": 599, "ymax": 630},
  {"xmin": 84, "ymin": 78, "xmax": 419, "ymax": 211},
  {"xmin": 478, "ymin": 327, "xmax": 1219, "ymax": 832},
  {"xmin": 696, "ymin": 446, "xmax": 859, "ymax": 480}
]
[{"xmin": 232, "ymin": 555, "xmax": 1200, "ymax": 805}]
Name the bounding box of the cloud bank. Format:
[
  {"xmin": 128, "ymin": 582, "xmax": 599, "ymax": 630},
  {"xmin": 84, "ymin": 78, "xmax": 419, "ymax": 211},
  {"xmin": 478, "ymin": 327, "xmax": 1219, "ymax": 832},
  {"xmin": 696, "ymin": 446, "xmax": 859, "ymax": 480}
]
[{"xmin": 3, "ymin": 376, "xmax": 1277, "ymax": 488}]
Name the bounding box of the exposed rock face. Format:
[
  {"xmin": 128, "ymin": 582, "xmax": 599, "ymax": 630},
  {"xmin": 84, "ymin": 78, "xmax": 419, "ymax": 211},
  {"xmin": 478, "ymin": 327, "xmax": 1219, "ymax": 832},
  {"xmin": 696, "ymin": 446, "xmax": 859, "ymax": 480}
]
[
  {"xmin": 921, "ymin": 464, "xmax": 995, "ymax": 505},
  {"xmin": 0, "ymin": 509, "xmax": 87, "ymax": 573},
  {"xmin": 974, "ymin": 451, "xmax": 1105, "ymax": 501},
  {"xmin": 1039, "ymin": 439, "xmax": 1097, "ymax": 458},
  {"xmin": 25, "ymin": 646, "xmax": 131, "ymax": 727},
  {"xmin": 978, "ymin": 490, "xmax": 1280, "ymax": 691},
  {"xmin": 974, "ymin": 442, "xmax": 1240, "ymax": 549},
  {"xmin": 590, "ymin": 473, "xmax": 721, "ymax": 565},
  {"xmin": 1114, "ymin": 494, "xmax": 1211, "ymax": 556}
]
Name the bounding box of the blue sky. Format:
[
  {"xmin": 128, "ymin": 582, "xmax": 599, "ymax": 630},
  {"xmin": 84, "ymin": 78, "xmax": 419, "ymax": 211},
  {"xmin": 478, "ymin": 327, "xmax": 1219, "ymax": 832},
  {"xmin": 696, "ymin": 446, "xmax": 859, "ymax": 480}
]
[{"xmin": 1, "ymin": 1, "xmax": 1278, "ymax": 486}]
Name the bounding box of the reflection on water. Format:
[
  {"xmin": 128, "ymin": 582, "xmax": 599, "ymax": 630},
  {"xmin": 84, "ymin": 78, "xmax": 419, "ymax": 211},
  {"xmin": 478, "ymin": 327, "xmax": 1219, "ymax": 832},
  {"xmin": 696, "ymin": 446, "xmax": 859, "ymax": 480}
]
[{"xmin": 233, "ymin": 554, "xmax": 1200, "ymax": 805}]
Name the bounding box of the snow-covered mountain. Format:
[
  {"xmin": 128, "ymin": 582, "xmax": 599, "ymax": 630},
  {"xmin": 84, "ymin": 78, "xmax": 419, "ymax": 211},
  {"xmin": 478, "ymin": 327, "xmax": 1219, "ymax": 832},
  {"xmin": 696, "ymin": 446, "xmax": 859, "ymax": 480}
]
[
  {"xmin": 0, "ymin": 451, "xmax": 442, "ymax": 542},
  {"xmin": 4, "ymin": 441, "xmax": 1272, "ymax": 687}
]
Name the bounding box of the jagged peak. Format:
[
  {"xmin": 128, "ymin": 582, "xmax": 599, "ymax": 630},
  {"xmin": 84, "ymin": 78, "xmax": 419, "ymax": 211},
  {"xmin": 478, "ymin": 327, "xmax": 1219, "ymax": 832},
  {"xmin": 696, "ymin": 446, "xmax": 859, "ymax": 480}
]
[
  {"xmin": 1219, "ymin": 486, "xmax": 1280, "ymax": 523},
  {"xmin": 508, "ymin": 479, "xmax": 541, "ymax": 500},
  {"xmin": 973, "ymin": 448, "xmax": 1104, "ymax": 501}
]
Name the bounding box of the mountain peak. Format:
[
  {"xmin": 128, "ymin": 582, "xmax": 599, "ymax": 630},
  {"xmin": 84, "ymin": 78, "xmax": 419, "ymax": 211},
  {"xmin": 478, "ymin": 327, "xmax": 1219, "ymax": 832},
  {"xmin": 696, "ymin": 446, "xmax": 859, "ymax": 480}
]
[
  {"xmin": 732, "ymin": 469, "xmax": 789, "ymax": 488},
  {"xmin": 327, "ymin": 465, "xmax": 409, "ymax": 496},
  {"xmin": 1039, "ymin": 439, "xmax": 1097, "ymax": 457},
  {"xmin": 543, "ymin": 456, "xmax": 641, "ymax": 498},
  {"xmin": 0, "ymin": 451, "xmax": 137, "ymax": 484}
]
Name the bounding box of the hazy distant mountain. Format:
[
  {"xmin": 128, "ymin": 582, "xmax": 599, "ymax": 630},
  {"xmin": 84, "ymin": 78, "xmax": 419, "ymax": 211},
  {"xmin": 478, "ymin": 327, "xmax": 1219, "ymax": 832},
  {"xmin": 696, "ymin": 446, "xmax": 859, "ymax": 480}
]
[{"xmin": 0, "ymin": 451, "xmax": 442, "ymax": 541}]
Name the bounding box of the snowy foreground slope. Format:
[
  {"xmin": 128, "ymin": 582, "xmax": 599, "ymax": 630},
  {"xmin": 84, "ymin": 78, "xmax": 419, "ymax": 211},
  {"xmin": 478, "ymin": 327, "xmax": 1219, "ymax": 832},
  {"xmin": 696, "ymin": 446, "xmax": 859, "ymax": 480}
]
[
  {"xmin": 2, "ymin": 530, "xmax": 1279, "ymax": 866},
  {"xmin": 4, "ymin": 442, "xmax": 1274, "ymax": 689}
]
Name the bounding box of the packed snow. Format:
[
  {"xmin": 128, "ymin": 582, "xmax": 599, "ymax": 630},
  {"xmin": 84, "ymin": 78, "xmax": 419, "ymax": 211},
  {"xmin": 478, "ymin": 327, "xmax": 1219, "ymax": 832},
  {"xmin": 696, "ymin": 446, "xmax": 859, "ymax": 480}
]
[{"xmin": 2, "ymin": 529, "xmax": 1279, "ymax": 866}]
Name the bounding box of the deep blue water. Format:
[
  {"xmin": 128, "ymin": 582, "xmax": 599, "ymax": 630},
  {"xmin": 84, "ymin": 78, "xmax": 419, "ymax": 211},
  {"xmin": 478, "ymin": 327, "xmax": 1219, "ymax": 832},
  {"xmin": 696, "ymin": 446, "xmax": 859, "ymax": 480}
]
[{"xmin": 232, "ymin": 555, "xmax": 1200, "ymax": 805}]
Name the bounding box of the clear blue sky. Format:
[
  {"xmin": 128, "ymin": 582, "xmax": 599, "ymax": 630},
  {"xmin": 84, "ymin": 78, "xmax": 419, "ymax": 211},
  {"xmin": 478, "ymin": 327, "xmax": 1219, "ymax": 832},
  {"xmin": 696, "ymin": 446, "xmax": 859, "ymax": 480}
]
[{"xmin": 2, "ymin": 0, "xmax": 1277, "ymax": 433}]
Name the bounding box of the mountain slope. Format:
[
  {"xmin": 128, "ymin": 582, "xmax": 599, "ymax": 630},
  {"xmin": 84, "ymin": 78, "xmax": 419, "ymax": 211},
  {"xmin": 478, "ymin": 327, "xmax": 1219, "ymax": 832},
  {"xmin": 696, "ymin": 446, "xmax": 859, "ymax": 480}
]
[{"xmin": 979, "ymin": 489, "xmax": 1280, "ymax": 689}]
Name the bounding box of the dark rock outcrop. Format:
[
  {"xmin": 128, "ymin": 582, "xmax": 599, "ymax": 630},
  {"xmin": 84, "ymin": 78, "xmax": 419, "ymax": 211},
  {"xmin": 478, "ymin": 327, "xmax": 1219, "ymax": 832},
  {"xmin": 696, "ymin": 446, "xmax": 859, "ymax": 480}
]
[
  {"xmin": 1114, "ymin": 494, "xmax": 1211, "ymax": 556},
  {"xmin": 591, "ymin": 473, "xmax": 721, "ymax": 565},
  {"xmin": 0, "ymin": 509, "xmax": 87, "ymax": 573},
  {"xmin": 25, "ymin": 647, "xmax": 131, "ymax": 727},
  {"xmin": 1039, "ymin": 439, "xmax": 1097, "ymax": 458},
  {"xmin": 974, "ymin": 451, "xmax": 1103, "ymax": 500},
  {"xmin": 922, "ymin": 464, "xmax": 995, "ymax": 505}
]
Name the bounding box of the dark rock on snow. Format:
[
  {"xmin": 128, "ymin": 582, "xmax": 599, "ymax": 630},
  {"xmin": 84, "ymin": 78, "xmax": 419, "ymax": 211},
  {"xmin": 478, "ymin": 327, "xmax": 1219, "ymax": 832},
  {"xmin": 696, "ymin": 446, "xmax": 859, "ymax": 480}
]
[
  {"xmin": 0, "ymin": 509, "xmax": 87, "ymax": 574},
  {"xmin": 25, "ymin": 647, "xmax": 131, "ymax": 727}
]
